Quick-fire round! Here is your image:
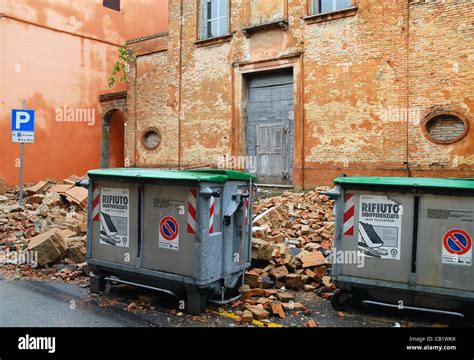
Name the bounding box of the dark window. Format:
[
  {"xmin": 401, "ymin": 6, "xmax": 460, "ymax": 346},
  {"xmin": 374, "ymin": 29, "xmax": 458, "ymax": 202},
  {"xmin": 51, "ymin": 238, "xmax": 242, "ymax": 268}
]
[{"xmin": 104, "ymin": 0, "xmax": 120, "ymax": 11}]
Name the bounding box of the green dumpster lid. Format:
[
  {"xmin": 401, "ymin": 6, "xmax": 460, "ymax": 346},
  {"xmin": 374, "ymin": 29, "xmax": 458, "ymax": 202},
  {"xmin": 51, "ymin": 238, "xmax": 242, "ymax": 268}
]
[
  {"xmin": 187, "ymin": 169, "xmax": 257, "ymax": 182},
  {"xmin": 334, "ymin": 176, "xmax": 474, "ymax": 190},
  {"xmin": 87, "ymin": 168, "xmax": 255, "ymax": 183}
]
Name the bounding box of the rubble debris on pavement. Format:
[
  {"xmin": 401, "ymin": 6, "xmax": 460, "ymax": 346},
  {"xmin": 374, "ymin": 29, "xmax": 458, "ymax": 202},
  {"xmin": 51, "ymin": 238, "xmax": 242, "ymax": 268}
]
[
  {"xmin": 0, "ymin": 177, "xmax": 89, "ymax": 283},
  {"xmin": 249, "ymin": 188, "xmax": 335, "ymax": 293},
  {"xmin": 1, "ymin": 177, "xmax": 339, "ymax": 323},
  {"xmin": 228, "ymin": 188, "xmax": 337, "ymax": 325}
]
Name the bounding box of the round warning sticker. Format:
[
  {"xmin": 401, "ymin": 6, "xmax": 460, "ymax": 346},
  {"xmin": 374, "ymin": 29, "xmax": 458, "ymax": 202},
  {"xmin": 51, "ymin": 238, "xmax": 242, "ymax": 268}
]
[
  {"xmin": 160, "ymin": 216, "xmax": 179, "ymax": 241},
  {"xmin": 442, "ymin": 229, "xmax": 472, "ymax": 266},
  {"xmin": 159, "ymin": 216, "xmax": 179, "ymax": 251}
]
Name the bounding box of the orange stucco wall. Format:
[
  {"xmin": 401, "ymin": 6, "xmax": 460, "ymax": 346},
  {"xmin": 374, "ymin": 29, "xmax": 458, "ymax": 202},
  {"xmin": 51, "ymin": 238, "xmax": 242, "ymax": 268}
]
[{"xmin": 0, "ymin": 0, "xmax": 168, "ymax": 185}]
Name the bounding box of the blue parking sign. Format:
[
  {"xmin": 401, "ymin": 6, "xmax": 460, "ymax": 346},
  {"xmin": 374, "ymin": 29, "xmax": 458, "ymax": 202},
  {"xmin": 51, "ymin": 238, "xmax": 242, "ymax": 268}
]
[
  {"xmin": 12, "ymin": 109, "xmax": 35, "ymax": 131},
  {"xmin": 12, "ymin": 109, "xmax": 35, "ymax": 143}
]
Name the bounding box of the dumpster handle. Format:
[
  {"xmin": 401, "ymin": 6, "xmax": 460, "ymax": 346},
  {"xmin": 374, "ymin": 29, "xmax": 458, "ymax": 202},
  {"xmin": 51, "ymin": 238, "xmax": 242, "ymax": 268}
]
[
  {"xmin": 209, "ymin": 293, "xmax": 242, "ymax": 306},
  {"xmin": 321, "ymin": 187, "xmax": 340, "ymax": 199},
  {"xmin": 75, "ymin": 179, "xmax": 90, "ymax": 189},
  {"xmin": 104, "ymin": 276, "xmax": 179, "ymax": 300},
  {"xmin": 232, "ymin": 192, "xmax": 249, "ymax": 199},
  {"xmin": 362, "ymin": 300, "xmax": 464, "ymax": 319}
]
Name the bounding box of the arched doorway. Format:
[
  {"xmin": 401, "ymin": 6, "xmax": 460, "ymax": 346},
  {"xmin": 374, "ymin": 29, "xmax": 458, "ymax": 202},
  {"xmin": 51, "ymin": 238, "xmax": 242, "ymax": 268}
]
[
  {"xmin": 99, "ymin": 91, "xmax": 127, "ymax": 168},
  {"xmin": 101, "ymin": 109, "xmax": 125, "ymax": 168}
]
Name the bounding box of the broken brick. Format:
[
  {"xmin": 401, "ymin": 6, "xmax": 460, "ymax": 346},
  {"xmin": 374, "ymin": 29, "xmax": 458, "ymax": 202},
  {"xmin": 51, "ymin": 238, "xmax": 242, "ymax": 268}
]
[
  {"xmin": 64, "ymin": 186, "xmax": 88, "ymax": 209},
  {"xmin": 322, "ymin": 276, "xmax": 332, "ymax": 287},
  {"xmin": 277, "ymin": 292, "xmax": 295, "ymax": 303},
  {"xmin": 285, "ymin": 274, "xmax": 304, "ymax": 290},
  {"xmin": 307, "ymin": 320, "xmax": 318, "ymax": 328},
  {"xmin": 300, "ymin": 251, "xmax": 326, "ymax": 268},
  {"xmin": 270, "ymin": 303, "xmax": 285, "ymax": 319},
  {"xmin": 252, "ymin": 238, "xmax": 273, "ymax": 260},
  {"xmin": 26, "ymin": 181, "xmax": 48, "ymax": 195},
  {"xmin": 48, "ymin": 184, "xmax": 74, "ymax": 195},
  {"xmin": 269, "ymin": 266, "xmax": 288, "ymax": 279},
  {"xmin": 245, "ymin": 304, "xmax": 270, "ymax": 320},
  {"xmin": 242, "ymin": 310, "xmax": 253, "ymax": 324},
  {"xmin": 244, "ymin": 270, "xmax": 260, "ymax": 288}
]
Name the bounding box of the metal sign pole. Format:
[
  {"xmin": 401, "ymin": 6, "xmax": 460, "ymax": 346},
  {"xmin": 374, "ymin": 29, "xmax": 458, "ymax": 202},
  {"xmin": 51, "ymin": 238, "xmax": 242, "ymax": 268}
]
[{"xmin": 19, "ymin": 99, "xmax": 25, "ymax": 207}]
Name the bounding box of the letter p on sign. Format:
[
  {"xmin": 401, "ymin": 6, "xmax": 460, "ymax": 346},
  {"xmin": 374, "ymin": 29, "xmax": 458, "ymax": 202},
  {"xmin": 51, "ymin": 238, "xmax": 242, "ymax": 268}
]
[
  {"xmin": 15, "ymin": 112, "xmax": 30, "ymax": 129},
  {"xmin": 12, "ymin": 110, "xmax": 35, "ymax": 131}
]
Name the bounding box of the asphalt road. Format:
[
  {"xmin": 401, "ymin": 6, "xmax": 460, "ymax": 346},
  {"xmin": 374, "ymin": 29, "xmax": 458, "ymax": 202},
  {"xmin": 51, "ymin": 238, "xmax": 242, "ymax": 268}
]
[
  {"xmin": 0, "ymin": 276, "xmax": 153, "ymax": 327},
  {"xmin": 0, "ymin": 276, "xmax": 466, "ymax": 328}
]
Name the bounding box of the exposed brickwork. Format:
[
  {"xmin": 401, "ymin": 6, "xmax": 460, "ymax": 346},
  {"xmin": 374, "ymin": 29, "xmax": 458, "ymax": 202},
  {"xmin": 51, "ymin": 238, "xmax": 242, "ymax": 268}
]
[
  {"xmin": 99, "ymin": 91, "xmax": 127, "ymax": 119},
  {"xmin": 408, "ymin": 0, "xmax": 474, "ymax": 173},
  {"xmin": 303, "ymin": 0, "xmax": 410, "ymax": 184},
  {"xmin": 426, "ymin": 115, "xmax": 466, "ymax": 142},
  {"xmin": 125, "ymin": 0, "xmax": 474, "ymax": 188}
]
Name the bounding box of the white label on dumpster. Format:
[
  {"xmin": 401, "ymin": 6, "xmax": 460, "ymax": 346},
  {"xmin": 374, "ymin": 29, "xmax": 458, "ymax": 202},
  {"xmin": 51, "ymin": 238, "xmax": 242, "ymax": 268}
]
[
  {"xmin": 99, "ymin": 188, "xmax": 130, "ymax": 248},
  {"xmin": 442, "ymin": 228, "xmax": 472, "ymax": 266},
  {"xmin": 358, "ymin": 195, "xmax": 402, "ymax": 260}
]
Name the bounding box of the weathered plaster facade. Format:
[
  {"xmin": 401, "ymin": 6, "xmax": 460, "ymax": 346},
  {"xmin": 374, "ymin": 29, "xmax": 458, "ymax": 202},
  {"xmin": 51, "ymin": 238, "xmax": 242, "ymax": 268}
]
[
  {"xmin": 126, "ymin": 0, "xmax": 474, "ymax": 188},
  {"xmin": 0, "ymin": 0, "xmax": 168, "ymax": 184}
]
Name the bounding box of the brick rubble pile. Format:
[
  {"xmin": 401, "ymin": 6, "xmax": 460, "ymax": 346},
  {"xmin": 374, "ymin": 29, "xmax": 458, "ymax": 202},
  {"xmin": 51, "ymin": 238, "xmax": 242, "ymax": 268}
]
[
  {"xmin": 0, "ymin": 177, "xmax": 89, "ymax": 282},
  {"xmin": 236, "ymin": 188, "xmax": 336, "ymax": 324}
]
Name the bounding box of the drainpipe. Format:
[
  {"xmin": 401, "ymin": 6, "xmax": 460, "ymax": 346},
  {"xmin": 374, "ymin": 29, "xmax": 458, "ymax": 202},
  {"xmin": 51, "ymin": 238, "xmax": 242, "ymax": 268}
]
[
  {"xmin": 406, "ymin": 1, "xmax": 411, "ymax": 177},
  {"xmin": 133, "ymin": 49, "xmax": 138, "ymax": 167},
  {"xmin": 300, "ymin": 57, "xmax": 305, "ymax": 190},
  {"xmin": 177, "ymin": 0, "xmax": 184, "ymax": 167}
]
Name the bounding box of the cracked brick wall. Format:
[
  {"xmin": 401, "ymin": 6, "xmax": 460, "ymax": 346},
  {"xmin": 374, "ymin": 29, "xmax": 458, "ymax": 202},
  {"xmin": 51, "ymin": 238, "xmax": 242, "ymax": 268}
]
[
  {"xmin": 126, "ymin": 0, "xmax": 474, "ymax": 188},
  {"xmin": 408, "ymin": 0, "xmax": 474, "ymax": 177}
]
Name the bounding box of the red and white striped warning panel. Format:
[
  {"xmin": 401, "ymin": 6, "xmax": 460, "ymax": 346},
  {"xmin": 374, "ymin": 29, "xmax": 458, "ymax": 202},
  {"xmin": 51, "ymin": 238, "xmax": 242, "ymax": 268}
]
[
  {"xmin": 343, "ymin": 193, "xmax": 355, "ymax": 236},
  {"xmin": 187, "ymin": 190, "xmax": 197, "ymax": 234},
  {"xmin": 187, "ymin": 190, "xmax": 216, "ymax": 234},
  {"xmin": 92, "ymin": 184, "xmax": 100, "ymax": 222},
  {"xmin": 244, "ymin": 186, "xmax": 250, "ymax": 225},
  {"xmin": 244, "ymin": 197, "xmax": 249, "ymax": 225},
  {"xmin": 209, "ymin": 196, "xmax": 215, "ymax": 234}
]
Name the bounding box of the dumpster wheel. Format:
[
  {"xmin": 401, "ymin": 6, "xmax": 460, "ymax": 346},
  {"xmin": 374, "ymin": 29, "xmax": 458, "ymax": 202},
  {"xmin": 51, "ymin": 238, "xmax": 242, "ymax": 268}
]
[
  {"xmin": 331, "ymin": 290, "xmax": 351, "ymax": 311},
  {"xmin": 186, "ymin": 290, "xmax": 208, "ymax": 315},
  {"xmin": 90, "ymin": 272, "xmax": 107, "ymax": 295}
]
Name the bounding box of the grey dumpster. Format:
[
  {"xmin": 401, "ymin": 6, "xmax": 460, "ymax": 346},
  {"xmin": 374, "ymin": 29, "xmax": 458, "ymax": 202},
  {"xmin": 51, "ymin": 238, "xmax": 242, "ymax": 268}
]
[
  {"xmin": 326, "ymin": 176, "xmax": 474, "ymax": 317},
  {"xmin": 85, "ymin": 168, "xmax": 256, "ymax": 314}
]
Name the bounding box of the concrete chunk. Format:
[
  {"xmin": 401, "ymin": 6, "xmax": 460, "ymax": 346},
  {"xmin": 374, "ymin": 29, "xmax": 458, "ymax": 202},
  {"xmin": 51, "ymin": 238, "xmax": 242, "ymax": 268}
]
[{"xmin": 27, "ymin": 229, "xmax": 66, "ymax": 266}]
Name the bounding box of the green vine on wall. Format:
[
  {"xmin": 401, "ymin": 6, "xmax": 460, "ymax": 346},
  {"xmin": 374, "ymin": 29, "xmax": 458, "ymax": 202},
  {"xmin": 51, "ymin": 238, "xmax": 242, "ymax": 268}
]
[{"xmin": 108, "ymin": 47, "xmax": 129, "ymax": 88}]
